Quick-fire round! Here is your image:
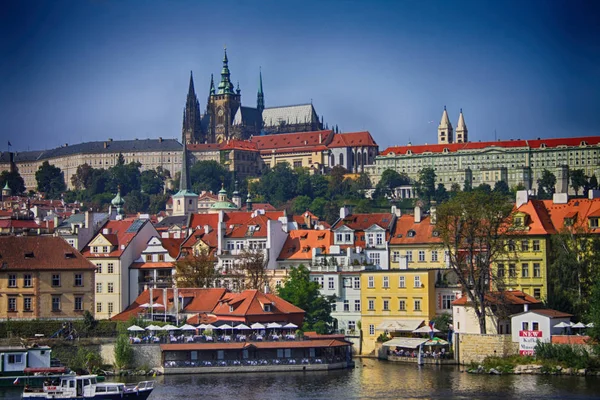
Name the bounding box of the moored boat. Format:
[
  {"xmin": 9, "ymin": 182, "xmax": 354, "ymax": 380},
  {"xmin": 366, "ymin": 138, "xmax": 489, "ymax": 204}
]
[{"xmin": 21, "ymin": 374, "xmax": 154, "ymax": 399}]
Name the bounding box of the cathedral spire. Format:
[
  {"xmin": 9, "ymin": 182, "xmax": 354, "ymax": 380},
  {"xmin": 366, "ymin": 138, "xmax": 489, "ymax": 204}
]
[
  {"xmin": 182, "ymin": 71, "xmax": 202, "ymax": 144},
  {"xmin": 437, "ymin": 105, "xmax": 453, "ymax": 144},
  {"xmin": 209, "ymin": 74, "xmax": 215, "ymax": 96},
  {"xmin": 257, "ymin": 67, "xmax": 265, "ymax": 112},
  {"xmin": 187, "ymin": 70, "xmax": 195, "ymax": 96},
  {"xmin": 455, "ymin": 108, "xmax": 468, "ymax": 143},
  {"xmin": 217, "ymin": 48, "xmax": 235, "ymax": 95}
]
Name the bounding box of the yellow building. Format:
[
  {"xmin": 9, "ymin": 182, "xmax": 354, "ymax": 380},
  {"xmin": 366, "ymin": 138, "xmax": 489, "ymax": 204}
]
[{"xmin": 360, "ymin": 269, "xmax": 437, "ymax": 355}]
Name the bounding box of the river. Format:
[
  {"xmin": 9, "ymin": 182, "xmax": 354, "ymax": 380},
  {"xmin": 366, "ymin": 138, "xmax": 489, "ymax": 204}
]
[{"xmin": 2, "ymin": 359, "xmax": 600, "ymax": 399}]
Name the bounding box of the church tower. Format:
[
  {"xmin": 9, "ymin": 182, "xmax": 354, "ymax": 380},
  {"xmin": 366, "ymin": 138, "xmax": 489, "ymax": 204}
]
[
  {"xmin": 182, "ymin": 71, "xmax": 203, "ymax": 144},
  {"xmin": 257, "ymin": 68, "xmax": 265, "ymax": 113},
  {"xmin": 437, "ymin": 106, "xmax": 453, "ymax": 144},
  {"xmin": 171, "ymin": 140, "xmax": 198, "ymax": 216},
  {"xmin": 455, "ymin": 108, "xmax": 468, "ymax": 143},
  {"xmin": 208, "ymin": 48, "xmax": 241, "ymax": 143}
]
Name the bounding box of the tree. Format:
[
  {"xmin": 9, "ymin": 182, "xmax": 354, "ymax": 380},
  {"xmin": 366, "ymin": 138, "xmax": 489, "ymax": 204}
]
[
  {"xmin": 586, "ymin": 279, "xmax": 600, "ymax": 343},
  {"xmin": 0, "ymin": 169, "xmax": 25, "ymax": 195},
  {"xmin": 475, "ymin": 183, "xmax": 492, "ymax": 194},
  {"xmin": 570, "ymin": 169, "xmax": 587, "ymax": 196},
  {"xmin": 113, "ymin": 334, "xmax": 133, "ymax": 370},
  {"xmin": 124, "ymin": 190, "xmax": 150, "ymax": 214},
  {"xmin": 449, "ymin": 183, "xmax": 461, "ymax": 199},
  {"xmin": 590, "ymin": 175, "xmax": 599, "ymax": 191},
  {"xmin": 35, "ymin": 161, "xmax": 66, "ymax": 199},
  {"xmin": 148, "ymin": 193, "xmax": 170, "ymax": 215},
  {"xmin": 374, "ymin": 169, "xmax": 409, "ymax": 199},
  {"xmin": 463, "ymin": 174, "xmax": 473, "ymax": 192},
  {"xmin": 277, "ymin": 265, "xmax": 334, "ymax": 334},
  {"xmin": 295, "ymin": 169, "xmax": 313, "ymax": 198},
  {"xmin": 493, "ymin": 180, "xmax": 510, "ymax": 197},
  {"xmin": 436, "ymin": 191, "xmax": 515, "ymax": 334},
  {"xmin": 256, "ymin": 162, "xmax": 298, "ymax": 206},
  {"xmin": 189, "ymin": 160, "xmax": 231, "ymax": 194},
  {"xmin": 310, "ymin": 174, "xmax": 329, "ymax": 198},
  {"xmin": 174, "ymin": 249, "xmax": 217, "ymax": 288},
  {"xmin": 71, "ymin": 164, "xmax": 93, "ymax": 190},
  {"xmin": 415, "ymin": 167, "xmax": 436, "ymax": 207},
  {"xmin": 108, "ymin": 161, "xmax": 141, "ymax": 196},
  {"xmin": 141, "ymin": 169, "xmax": 164, "ymax": 195},
  {"xmin": 434, "ymin": 183, "xmax": 449, "ymax": 203},
  {"xmin": 537, "ymin": 169, "xmax": 556, "ymax": 200},
  {"xmin": 238, "ymin": 249, "xmax": 269, "ymax": 291},
  {"xmin": 328, "ymin": 166, "xmax": 351, "ymax": 198},
  {"xmin": 292, "ymin": 195, "xmax": 313, "ymax": 215},
  {"xmin": 353, "ymin": 172, "xmax": 372, "ymax": 191}
]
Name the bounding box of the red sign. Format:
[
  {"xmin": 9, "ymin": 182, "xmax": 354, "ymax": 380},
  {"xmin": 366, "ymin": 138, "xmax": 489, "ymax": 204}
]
[
  {"xmin": 519, "ymin": 330, "xmax": 543, "ymax": 355},
  {"xmin": 518, "ymin": 330, "xmax": 543, "ymax": 338}
]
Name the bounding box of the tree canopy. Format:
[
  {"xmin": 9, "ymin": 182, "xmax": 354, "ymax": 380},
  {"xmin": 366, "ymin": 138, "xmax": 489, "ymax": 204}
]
[
  {"xmin": 537, "ymin": 169, "xmax": 556, "ymax": 199},
  {"xmin": 174, "ymin": 249, "xmax": 217, "ymax": 288},
  {"xmin": 189, "ymin": 160, "xmax": 232, "ymax": 194},
  {"xmin": 35, "ymin": 161, "xmax": 66, "ymax": 199},
  {"xmin": 415, "ymin": 167, "xmax": 436, "ymax": 207},
  {"xmin": 0, "ymin": 169, "xmax": 25, "ymax": 195}
]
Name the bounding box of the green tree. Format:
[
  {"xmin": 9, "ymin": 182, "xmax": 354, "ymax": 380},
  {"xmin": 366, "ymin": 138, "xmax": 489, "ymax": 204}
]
[
  {"xmin": 310, "ymin": 197, "xmax": 328, "ymax": 218},
  {"xmin": 108, "ymin": 161, "xmax": 141, "ymax": 196},
  {"xmin": 277, "ymin": 265, "xmax": 334, "ymax": 334},
  {"xmin": 148, "ymin": 193, "xmax": 170, "ymax": 215},
  {"xmin": 141, "ymin": 169, "xmax": 164, "ymax": 195},
  {"xmin": 493, "ymin": 180, "xmax": 510, "ymax": 197},
  {"xmin": 374, "ymin": 169, "xmax": 409, "ymax": 199},
  {"xmin": 436, "ymin": 191, "xmax": 515, "ymax": 334},
  {"xmin": 87, "ymin": 168, "xmax": 111, "ymax": 196},
  {"xmin": 589, "ymin": 175, "xmax": 599, "ymax": 190},
  {"xmin": 174, "ymin": 249, "xmax": 216, "ymax": 288},
  {"xmin": 310, "ymin": 174, "xmax": 329, "ymax": 198},
  {"xmin": 0, "ymin": 169, "xmax": 26, "ymax": 195},
  {"xmin": 449, "ymin": 182, "xmax": 461, "ymax": 199},
  {"xmin": 415, "ymin": 167, "xmax": 436, "ymax": 207},
  {"xmin": 537, "ymin": 169, "xmax": 556, "ymax": 200},
  {"xmin": 570, "ymin": 169, "xmax": 587, "ymax": 196},
  {"xmin": 113, "ymin": 334, "xmax": 133, "ymax": 370},
  {"xmin": 124, "ymin": 190, "xmax": 150, "ymax": 213},
  {"xmin": 586, "ymin": 279, "xmax": 600, "ymax": 344},
  {"xmin": 434, "ymin": 183, "xmax": 449, "ymax": 203},
  {"xmin": 475, "ymin": 183, "xmax": 492, "ymax": 194},
  {"xmin": 70, "ymin": 164, "xmax": 93, "ymax": 190},
  {"xmin": 463, "ymin": 174, "xmax": 473, "ymax": 192},
  {"xmin": 189, "ymin": 160, "xmax": 231, "ymax": 194},
  {"xmin": 292, "ymin": 195, "xmax": 313, "ymax": 215},
  {"xmin": 256, "ymin": 162, "xmax": 298, "ymax": 206},
  {"xmin": 238, "ymin": 249, "xmax": 269, "ymax": 291},
  {"xmin": 353, "ymin": 172, "xmax": 372, "ymax": 191},
  {"xmin": 295, "ymin": 169, "xmax": 313, "ymax": 198},
  {"xmin": 35, "ymin": 161, "xmax": 66, "ymax": 199},
  {"xmin": 328, "ymin": 166, "xmax": 351, "ymax": 198}
]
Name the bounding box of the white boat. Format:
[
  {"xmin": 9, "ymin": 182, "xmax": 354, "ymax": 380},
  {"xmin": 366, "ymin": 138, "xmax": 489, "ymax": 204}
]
[{"xmin": 22, "ymin": 374, "xmax": 154, "ymax": 399}]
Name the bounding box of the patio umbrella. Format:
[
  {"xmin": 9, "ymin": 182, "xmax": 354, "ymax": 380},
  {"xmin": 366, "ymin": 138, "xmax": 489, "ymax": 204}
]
[
  {"xmin": 162, "ymin": 324, "xmax": 180, "ymax": 331},
  {"xmin": 554, "ymin": 322, "xmax": 571, "ymax": 328},
  {"xmin": 217, "ymin": 323, "xmax": 233, "ymax": 330},
  {"xmin": 283, "ymin": 323, "xmax": 298, "ymax": 329},
  {"xmin": 197, "ymin": 323, "xmax": 207, "ymax": 330},
  {"xmin": 571, "ymin": 322, "xmax": 586, "ymax": 329},
  {"xmin": 179, "ymin": 324, "xmax": 196, "ymax": 331},
  {"xmin": 424, "ymin": 337, "xmax": 449, "ymax": 346},
  {"xmin": 145, "ymin": 325, "xmax": 162, "ymax": 331},
  {"xmin": 127, "ymin": 325, "xmax": 145, "ymax": 332},
  {"xmin": 204, "ymin": 324, "xmax": 216, "ymax": 330},
  {"xmin": 413, "ymin": 325, "xmax": 441, "ymax": 333},
  {"xmin": 251, "ymin": 322, "xmax": 265, "ymax": 329},
  {"xmin": 587, "ymin": 323, "xmax": 595, "ymax": 328},
  {"xmin": 266, "ymin": 322, "xmax": 282, "ymax": 329},
  {"xmin": 138, "ymin": 303, "xmax": 152, "ymax": 308},
  {"xmin": 234, "ymin": 323, "xmax": 251, "ymax": 330}
]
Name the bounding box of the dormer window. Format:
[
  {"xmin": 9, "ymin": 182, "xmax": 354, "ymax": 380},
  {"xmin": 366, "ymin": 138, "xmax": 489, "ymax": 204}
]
[
  {"xmin": 407, "ymin": 230, "xmax": 416, "ymax": 237},
  {"xmin": 229, "ymin": 305, "xmax": 234, "ymax": 312},
  {"xmin": 92, "ymin": 246, "xmax": 98, "ymax": 253},
  {"xmin": 264, "ymin": 304, "xmax": 272, "ymax": 312},
  {"xmin": 24, "ymin": 252, "xmax": 34, "ymax": 259},
  {"xmin": 590, "ymin": 217, "xmax": 599, "ymax": 229}
]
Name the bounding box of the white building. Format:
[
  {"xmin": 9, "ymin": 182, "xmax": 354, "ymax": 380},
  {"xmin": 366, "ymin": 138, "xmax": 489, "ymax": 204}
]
[{"xmin": 510, "ymin": 309, "xmax": 573, "ymax": 343}]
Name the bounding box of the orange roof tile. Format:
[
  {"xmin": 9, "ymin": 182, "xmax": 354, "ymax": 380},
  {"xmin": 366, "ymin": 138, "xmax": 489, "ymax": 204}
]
[
  {"xmin": 214, "ymin": 289, "xmax": 304, "ymax": 318},
  {"xmin": 514, "ymin": 199, "xmax": 556, "ymax": 235},
  {"xmin": 331, "ymin": 213, "xmax": 394, "ymax": 233},
  {"xmin": 161, "ymin": 237, "xmax": 185, "ymax": 259},
  {"xmin": 130, "ymin": 262, "xmax": 174, "ymax": 269},
  {"xmin": 82, "ymin": 219, "xmax": 147, "ymax": 257},
  {"xmin": 541, "ymin": 198, "xmax": 600, "ymax": 234},
  {"xmin": 390, "ymin": 215, "xmax": 442, "ymax": 245},
  {"xmin": 251, "ymin": 130, "xmax": 334, "ymax": 151},
  {"xmin": 328, "ymin": 131, "xmax": 378, "ymax": 148},
  {"xmin": 529, "ymin": 309, "xmax": 573, "ymax": 318},
  {"xmin": 278, "ymin": 230, "xmax": 331, "ymax": 261},
  {"xmin": 452, "ymin": 290, "xmax": 542, "ymax": 306}
]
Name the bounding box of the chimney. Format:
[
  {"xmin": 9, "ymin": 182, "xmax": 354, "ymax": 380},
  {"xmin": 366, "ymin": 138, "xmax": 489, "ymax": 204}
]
[
  {"xmin": 84, "ymin": 211, "xmax": 92, "ymax": 229},
  {"xmin": 204, "ymin": 224, "xmax": 212, "ymax": 233},
  {"xmin": 414, "ymin": 206, "xmax": 421, "ymax": 223},
  {"xmin": 555, "ymin": 165, "xmax": 569, "ymax": 194},
  {"xmin": 158, "ymin": 137, "xmax": 163, "ymax": 142},
  {"xmin": 391, "ymin": 205, "xmax": 401, "ymax": 218},
  {"xmin": 553, "ymin": 193, "xmax": 568, "ymax": 204},
  {"xmin": 304, "ymin": 212, "xmax": 311, "ymax": 228},
  {"xmin": 319, "ymin": 133, "xmax": 322, "ymax": 143},
  {"xmin": 429, "ymin": 201, "xmax": 437, "ymax": 225},
  {"xmin": 515, "ymin": 190, "xmax": 529, "ymax": 209},
  {"xmin": 102, "ymin": 227, "xmax": 111, "ymax": 235},
  {"xmin": 103, "ymin": 142, "xmax": 108, "ymax": 149},
  {"xmin": 264, "ymin": 283, "xmax": 270, "ymax": 294},
  {"xmin": 340, "ymin": 205, "xmax": 352, "ymax": 219},
  {"xmin": 524, "ymin": 304, "xmax": 529, "ymax": 312}
]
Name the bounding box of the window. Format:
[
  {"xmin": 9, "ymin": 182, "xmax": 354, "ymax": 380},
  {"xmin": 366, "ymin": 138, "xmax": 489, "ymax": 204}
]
[
  {"xmin": 522, "ymin": 322, "xmax": 529, "ymax": 331},
  {"xmin": 418, "ymin": 251, "xmax": 425, "ymax": 262},
  {"xmin": 8, "ymin": 297, "xmax": 16, "ymax": 312},
  {"xmin": 23, "ymin": 274, "xmax": 32, "ymax": 288},
  {"xmin": 343, "ymin": 278, "xmax": 352, "ymax": 289},
  {"xmin": 96, "ymin": 283, "xmax": 102, "ymax": 293},
  {"xmin": 532, "ymin": 322, "xmax": 539, "ymax": 331},
  {"xmin": 533, "ymin": 263, "xmax": 541, "ymax": 278},
  {"xmin": 108, "ymin": 302, "xmax": 114, "ymax": 314},
  {"xmin": 414, "ymin": 299, "xmax": 421, "ymax": 311},
  {"xmin": 406, "ymin": 251, "xmax": 413, "ymax": 262},
  {"xmin": 8, "ymin": 354, "xmax": 22, "ymax": 364},
  {"xmin": 348, "ymin": 321, "xmax": 356, "ymax": 331},
  {"xmin": 431, "ymin": 250, "xmax": 438, "ymax": 262},
  {"xmin": 52, "ymin": 274, "xmax": 61, "ymax": 287},
  {"xmin": 383, "ymin": 276, "xmax": 389, "ymax": 288},
  {"xmin": 107, "ymin": 283, "xmax": 114, "ymax": 293},
  {"xmin": 507, "ymin": 240, "xmax": 516, "ymax": 251},
  {"xmin": 96, "ymin": 263, "xmax": 102, "ymax": 274},
  {"xmin": 336, "ymin": 233, "xmax": 343, "ymax": 242},
  {"xmin": 8, "ymin": 274, "xmax": 16, "ymax": 288},
  {"xmin": 591, "ymin": 218, "xmax": 599, "ymax": 228},
  {"xmin": 383, "ymin": 300, "xmax": 389, "ymax": 311},
  {"xmin": 369, "ymin": 324, "xmax": 375, "ymax": 335},
  {"xmin": 533, "ymin": 240, "xmax": 540, "ymax": 251},
  {"xmin": 509, "ymin": 264, "xmax": 516, "ymax": 277},
  {"xmin": 345, "ymin": 233, "xmax": 352, "ymax": 242},
  {"xmin": 52, "ymin": 296, "xmax": 61, "ymax": 312},
  {"xmin": 96, "ymin": 302, "xmax": 102, "ymax": 313},
  {"xmin": 344, "ymin": 300, "xmax": 349, "ymax": 311},
  {"xmin": 497, "ymin": 264, "xmax": 505, "ymax": 278},
  {"xmin": 74, "ymin": 296, "xmax": 83, "ymax": 311},
  {"xmin": 145, "ymin": 254, "xmax": 152, "ymax": 262},
  {"xmin": 264, "ymin": 304, "xmax": 272, "ymax": 312},
  {"xmin": 414, "ymin": 276, "xmax": 421, "ymax": 288},
  {"xmin": 521, "ymin": 240, "xmax": 529, "ymax": 251},
  {"xmin": 353, "ymin": 277, "xmax": 360, "ymax": 289},
  {"xmin": 534, "ymin": 288, "xmax": 541, "ymax": 298},
  {"xmin": 521, "ymin": 263, "xmax": 529, "ymax": 278},
  {"xmin": 24, "ymin": 297, "xmax": 32, "ymax": 312},
  {"xmin": 74, "ymin": 274, "xmax": 83, "ymax": 287},
  {"xmin": 92, "ymin": 246, "xmax": 98, "ymax": 253},
  {"xmin": 376, "ymin": 233, "xmax": 383, "ymax": 245},
  {"xmin": 331, "ymin": 303, "xmax": 337, "ymax": 312},
  {"xmin": 107, "ymin": 263, "xmax": 114, "ymax": 274},
  {"xmin": 442, "ymin": 295, "xmax": 453, "ymax": 310},
  {"xmin": 354, "ymin": 300, "xmax": 361, "ymax": 311},
  {"xmin": 369, "ymin": 252, "xmax": 380, "ymax": 266},
  {"xmin": 328, "ymin": 277, "xmax": 335, "ymax": 290},
  {"xmin": 392, "ymin": 251, "xmax": 400, "ymax": 263},
  {"xmin": 399, "ymin": 299, "xmax": 406, "ymax": 311},
  {"xmin": 368, "ymin": 276, "xmax": 374, "ymax": 288},
  {"xmin": 368, "ymin": 299, "xmax": 375, "ymax": 310},
  {"xmin": 102, "ymin": 246, "xmax": 108, "ymax": 253}
]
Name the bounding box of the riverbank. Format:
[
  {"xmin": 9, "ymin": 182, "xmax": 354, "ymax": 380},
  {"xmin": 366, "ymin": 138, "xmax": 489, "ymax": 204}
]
[{"xmin": 466, "ymin": 363, "xmax": 600, "ymax": 376}]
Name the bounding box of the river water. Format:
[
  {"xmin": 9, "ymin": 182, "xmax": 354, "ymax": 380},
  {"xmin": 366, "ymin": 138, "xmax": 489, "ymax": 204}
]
[{"xmin": 2, "ymin": 358, "xmax": 600, "ymax": 399}]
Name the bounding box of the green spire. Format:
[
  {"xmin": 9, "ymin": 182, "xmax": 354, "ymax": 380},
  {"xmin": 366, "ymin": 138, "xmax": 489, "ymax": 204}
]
[
  {"xmin": 257, "ymin": 67, "xmax": 265, "ymax": 112},
  {"xmin": 217, "ymin": 48, "xmax": 235, "ymax": 95},
  {"xmin": 209, "ymin": 74, "xmax": 215, "ymax": 96},
  {"xmin": 111, "ymin": 186, "xmax": 125, "ymax": 216}
]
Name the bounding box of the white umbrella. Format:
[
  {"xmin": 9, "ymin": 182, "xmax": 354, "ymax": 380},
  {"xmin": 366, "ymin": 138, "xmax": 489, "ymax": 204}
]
[
  {"xmin": 266, "ymin": 322, "xmax": 282, "ymax": 329},
  {"xmin": 127, "ymin": 325, "xmax": 145, "ymax": 332},
  {"xmin": 197, "ymin": 323, "xmax": 207, "ymax": 329},
  {"xmin": 413, "ymin": 325, "xmax": 441, "ymax": 333},
  {"xmin": 283, "ymin": 323, "xmax": 298, "ymax": 329},
  {"xmin": 162, "ymin": 324, "xmax": 180, "ymax": 331},
  {"xmin": 204, "ymin": 324, "xmax": 216, "ymax": 330},
  {"xmin": 151, "ymin": 303, "xmax": 165, "ymax": 308},
  {"xmin": 217, "ymin": 323, "xmax": 233, "ymax": 330},
  {"xmin": 179, "ymin": 324, "xmax": 197, "ymax": 331},
  {"xmin": 571, "ymin": 322, "xmax": 587, "ymax": 329},
  {"xmin": 234, "ymin": 324, "xmax": 251, "ymax": 330},
  {"xmin": 587, "ymin": 322, "xmax": 595, "ymax": 328},
  {"xmin": 251, "ymin": 322, "xmax": 265, "ymax": 329},
  {"xmin": 146, "ymin": 325, "xmax": 162, "ymax": 331},
  {"xmin": 138, "ymin": 303, "xmax": 152, "ymax": 308},
  {"xmin": 554, "ymin": 322, "xmax": 571, "ymax": 328}
]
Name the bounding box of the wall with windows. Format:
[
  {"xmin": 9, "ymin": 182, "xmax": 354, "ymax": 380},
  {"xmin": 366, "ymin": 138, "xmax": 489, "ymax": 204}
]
[{"xmin": 389, "ymin": 244, "xmax": 447, "ymax": 270}]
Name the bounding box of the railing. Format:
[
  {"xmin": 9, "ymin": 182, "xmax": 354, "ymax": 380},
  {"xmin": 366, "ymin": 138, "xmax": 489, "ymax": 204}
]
[{"xmin": 164, "ymin": 356, "xmax": 345, "ymax": 368}]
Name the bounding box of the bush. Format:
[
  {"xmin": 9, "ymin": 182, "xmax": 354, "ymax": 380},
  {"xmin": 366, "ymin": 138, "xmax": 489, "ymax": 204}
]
[
  {"xmin": 113, "ymin": 334, "xmax": 133, "ymax": 370},
  {"xmin": 0, "ymin": 319, "xmax": 119, "ymax": 338},
  {"xmin": 376, "ymin": 333, "xmax": 391, "ymax": 343},
  {"xmin": 534, "ymin": 342, "xmax": 597, "ymax": 369}
]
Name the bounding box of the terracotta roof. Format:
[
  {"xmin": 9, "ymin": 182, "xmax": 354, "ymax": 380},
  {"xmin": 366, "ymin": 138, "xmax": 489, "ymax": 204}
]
[
  {"xmin": 0, "ymin": 219, "xmax": 41, "ymax": 229},
  {"xmin": 251, "ymin": 130, "xmax": 334, "ymax": 151},
  {"xmin": 278, "ymin": 230, "xmax": 331, "ymax": 261},
  {"xmin": 227, "ymin": 215, "xmax": 269, "ymax": 239},
  {"xmin": 0, "ymin": 236, "xmax": 96, "ymax": 271},
  {"xmin": 529, "ymin": 309, "xmax": 573, "ymax": 318},
  {"xmin": 220, "ymin": 140, "xmax": 258, "ymax": 151},
  {"xmin": 515, "ymin": 200, "xmax": 556, "ymax": 235},
  {"xmin": 541, "ymin": 198, "xmax": 600, "ymax": 234},
  {"xmin": 188, "ymin": 213, "xmax": 220, "ymax": 229},
  {"xmin": 390, "ymin": 215, "xmax": 442, "ymax": 245},
  {"xmin": 82, "ymin": 219, "xmax": 148, "ymax": 257},
  {"xmin": 331, "ymin": 213, "xmax": 394, "ymax": 232},
  {"xmin": 161, "ymin": 237, "xmax": 185, "ymax": 259},
  {"xmin": 452, "ymin": 290, "xmax": 542, "ymax": 306},
  {"xmin": 160, "ymin": 339, "xmax": 349, "ymax": 352},
  {"xmin": 214, "ymin": 289, "xmax": 305, "ymax": 318},
  {"xmin": 130, "ymin": 262, "xmax": 174, "ymax": 269},
  {"xmin": 380, "ymin": 136, "xmax": 600, "ymax": 156},
  {"xmin": 240, "ymin": 203, "xmax": 276, "ymax": 212},
  {"xmin": 328, "ymin": 131, "xmax": 378, "ymax": 148}
]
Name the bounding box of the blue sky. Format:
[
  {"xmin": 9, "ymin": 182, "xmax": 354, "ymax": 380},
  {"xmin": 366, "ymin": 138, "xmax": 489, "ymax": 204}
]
[{"xmin": 1, "ymin": 0, "xmax": 598, "ymax": 151}]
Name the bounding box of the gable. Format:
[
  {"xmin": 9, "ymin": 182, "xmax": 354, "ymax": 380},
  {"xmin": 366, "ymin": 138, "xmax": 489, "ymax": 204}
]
[
  {"xmin": 333, "ymin": 225, "xmax": 354, "ymax": 233},
  {"xmin": 89, "ymin": 235, "xmax": 113, "ymax": 247}
]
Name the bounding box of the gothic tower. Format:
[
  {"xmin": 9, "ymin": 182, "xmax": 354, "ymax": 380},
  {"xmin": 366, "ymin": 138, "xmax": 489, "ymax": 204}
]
[
  {"xmin": 455, "ymin": 108, "xmax": 468, "ymax": 143},
  {"xmin": 208, "ymin": 48, "xmax": 241, "ymax": 143},
  {"xmin": 437, "ymin": 106, "xmax": 453, "ymax": 144},
  {"xmin": 257, "ymin": 68, "xmax": 265, "ymax": 113},
  {"xmin": 182, "ymin": 71, "xmax": 203, "ymax": 144}
]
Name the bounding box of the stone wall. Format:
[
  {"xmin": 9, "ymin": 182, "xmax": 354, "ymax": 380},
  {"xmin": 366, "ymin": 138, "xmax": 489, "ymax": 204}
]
[
  {"xmin": 456, "ymin": 333, "xmax": 518, "ymax": 365},
  {"xmin": 100, "ymin": 344, "xmax": 162, "ymax": 370}
]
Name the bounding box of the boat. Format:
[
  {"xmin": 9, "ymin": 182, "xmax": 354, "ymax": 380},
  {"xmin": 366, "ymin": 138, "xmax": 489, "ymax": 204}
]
[{"xmin": 21, "ymin": 374, "xmax": 155, "ymax": 399}]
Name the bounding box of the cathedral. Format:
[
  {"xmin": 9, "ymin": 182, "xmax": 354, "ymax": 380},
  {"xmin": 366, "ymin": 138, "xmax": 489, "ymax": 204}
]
[{"xmin": 182, "ymin": 49, "xmax": 325, "ymax": 144}]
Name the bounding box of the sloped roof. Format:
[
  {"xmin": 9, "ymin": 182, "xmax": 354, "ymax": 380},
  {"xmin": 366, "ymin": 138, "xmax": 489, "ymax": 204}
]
[
  {"xmin": 82, "ymin": 219, "xmax": 147, "ymax": 257},
  {"xmin": 515, "ymin": 200, "xmax": 556, "ymax": 235},
  {"xmin": 452, "ymin": 290, "xmax": 542, "ymax": 306},
  {"xmin": 250, "ymin": 130, "xmax": 334, "ymax": 151},
  {"xmin": 221, "ymin": 139, "xmax": 258, "ymax": 151},
  {"xmin": 278, "ymin": 230, "xmax": 331, "ymax": 261},
  {"xmin": 227, "ymin": 215, "xmax": 269, "ymax": 238},
  {"xmin": 331, "ymin": 213, "xmax": 394, "ymax": 232},
  {"xmin": 232, "ymin": 106, "xmax": 262, "ymax": 127},
  {"xmin": 390, "ymin": 214, "xmax": 442, "ymax": 245},
  {"xmin": 328, "ymin": 131, "xmax": 378, "ymax": 148},
  {"xmin": 214, "ymin": 289, "xmax": 304, "ymax": 317},
  {"xmin": 518, "ymin": 309, "xmax": 573, "ymax": 318},
  {"xmin": 541, "ymin": 198, "xmax": 600, "ymax": 234},
  {"xmin": 262, "ymin": 104, "xmax": 319, "ymax": 127},
  {"xmin": 160, "ymin": 237, "xmax": 185, "ymax": 259},
  {"xmin": 187, "ymin": 143, "xmax": 223, "ymax": 152},
  {"xmin": 0, "ymin": 236, "xmax": 95, "ymax": 271}
]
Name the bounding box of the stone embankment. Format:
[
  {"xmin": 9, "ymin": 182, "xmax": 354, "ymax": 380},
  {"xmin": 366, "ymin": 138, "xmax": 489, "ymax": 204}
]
[{"xmin": 466, "ymin": 364, "xmax": 600, "ymax": 376}]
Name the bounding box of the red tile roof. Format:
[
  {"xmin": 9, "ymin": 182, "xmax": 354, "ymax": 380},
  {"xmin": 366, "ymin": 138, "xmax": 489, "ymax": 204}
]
[
  {"xmin": 390, "ymin": 215, "xmax": 442, "ymax": 245},
  {"xmin": 328, "ymin": 131, "xmax": 378, "ymax": 148},
  {"xmin": 331, "ymin": 213, "xmax": 394, "ymax": 232},
  {"xmin": 220, "ymin": 139, "xmax": 258, "ymax": 151},
  {"xmin": 514, "ymin": 200, "xmax": 556, "ymax": 235},
  {"xmin": 0, "ymin": 236, "xmax": 96, "ymax": 271},
  {"xmin": 160, "ymin": 339, "xmax": 349, "ymax": 352},
  {"xmin": 452, "ymin": 290, "xmax": 542, "ymax": 306},
  {"xmin": 240, "ymin": 203, "xmax": 277, "ymax": 212},
  {"xmin": 529, "ymin": 309, "xmax": 573, "ymax": 318},
  {"xmin": 214, "ymin": 289, "xmax": 304, "ymax": 318},
  {"xmin": 541, "ymin": 198, "xmax": 600, "ymax": 234},
  {"xmin": 251, "ymin": 130, "xmax": 334, "ymax": 151},
  {"xmin": 0, "ymin": 219, "xmax": 40, "ymax": 229},
  {"xmin": 161, "ymin": 237, "xmax": 185, "ymax": 259},
  {"xmin": 278, "ymin": 230, "xmax": 331, "ymax": 261},
  {"xmin": 381, "ymin": 136, "xmax": 600, "ymax": 156},
  {"xmin": 226, "ymin": 215, "xmax": 269, "ymax": 238},
  {"xmin": 82, "ymin": 219, "xmax": 147, "ymax": 257},
  {"xmin": 130, "ymin": 261, "xmax": 174, "ymax": 269}
]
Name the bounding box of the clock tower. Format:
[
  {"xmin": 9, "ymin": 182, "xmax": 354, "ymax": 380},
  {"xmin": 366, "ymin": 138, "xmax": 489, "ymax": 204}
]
[{"xmin": 207, "ymin": 48, "xmax": 241, "ymax": 143}]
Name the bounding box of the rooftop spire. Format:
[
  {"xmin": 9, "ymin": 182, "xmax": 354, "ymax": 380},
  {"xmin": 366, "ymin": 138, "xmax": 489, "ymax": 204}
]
[
  {"xmin": 257, "ymin": 67, "xmax": 265, "ymax": 112},
  {"xmin": 455, "ymin": 108, "xmax": 468, "ymax": 143},
  {"xmin": 182, "ymin": 71, "xmax": 202, "ymax": 144},
  {"xmin": 217, "ymin": 48, "xmax": 235, "ymax": 95},
  {"xmin": 187, "ymin": 71, "xmax": 195, "ymax": 96},
  {"xmin": 209, "ymin": 74, "xmax": 215, "ymax": 96},
  {"xmin": 438, "ymin": 105, "xmax": 452, "ymax": 129},
  {"xmin": 457, "ymin": 108, "xmax": 467, "ymax": 130}
]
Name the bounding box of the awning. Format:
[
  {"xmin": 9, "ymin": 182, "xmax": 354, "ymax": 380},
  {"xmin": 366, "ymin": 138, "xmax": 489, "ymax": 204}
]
[
  {"xmin": 377, "ymin": 319, "xmax": 424, "ymax": 332},
  {"xmin": 382, "ymin": 338, "xmax": 428, "ymax": 349}
]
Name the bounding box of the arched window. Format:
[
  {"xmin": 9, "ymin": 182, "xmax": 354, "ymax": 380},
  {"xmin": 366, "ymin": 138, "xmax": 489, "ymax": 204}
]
[
  {"xmin": 339, "ymin": 153, "xmax": 344, "ymax": 166},
  {"xmin": 330, "ymin": 154, "xmax": 335, "ymax": 166},
  {"xmin": 363, "ymin": 152, "xmax": 367, "ymax": 166}
]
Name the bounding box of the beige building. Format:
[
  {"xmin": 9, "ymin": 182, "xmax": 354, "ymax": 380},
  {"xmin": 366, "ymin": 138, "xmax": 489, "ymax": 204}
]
[{"xmin": 0, "ymin": 236, "xmax": 96, "ymax": 320}]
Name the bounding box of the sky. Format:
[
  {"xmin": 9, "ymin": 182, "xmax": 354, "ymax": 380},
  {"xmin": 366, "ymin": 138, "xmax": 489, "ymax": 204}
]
[{"xmin": 1, "ymin": 0, "xmax": 599, "ymax": 152}]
